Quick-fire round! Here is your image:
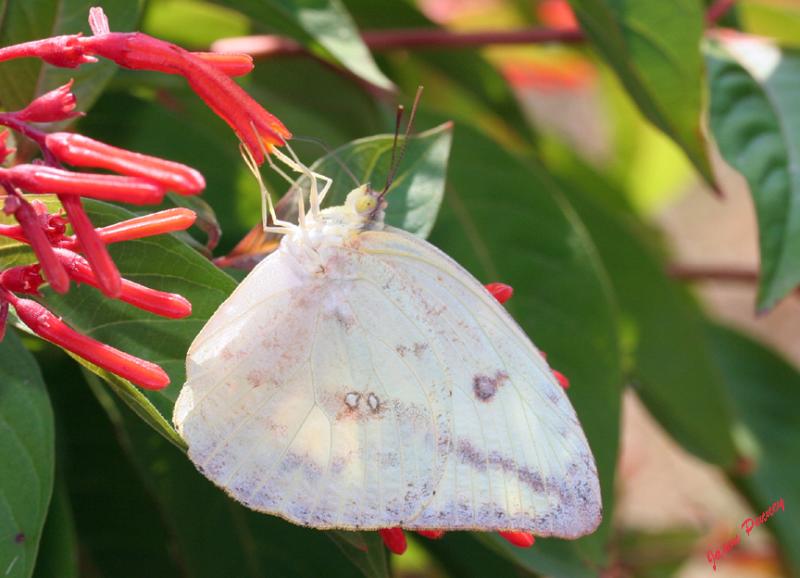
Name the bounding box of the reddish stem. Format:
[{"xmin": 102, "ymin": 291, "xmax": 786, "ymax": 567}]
[
  {"xmin": 213, "ymin": 26, "xmax": 584, "ymax": 58},
  {"xmin": 706, "ymin": 0, "xmax": 737, "ymax": 25}
]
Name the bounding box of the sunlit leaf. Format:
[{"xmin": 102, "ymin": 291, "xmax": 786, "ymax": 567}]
[
  {"xmin": 707, "ymin": 36, "xmax": 800, "ymax": 310},
  {"xmin": 567, "ymin": 0, "xmax": 713, "ymax": 185},
  {"xmin": 209, "ymin": 0, "xmax": 393, "ymax": 90}
]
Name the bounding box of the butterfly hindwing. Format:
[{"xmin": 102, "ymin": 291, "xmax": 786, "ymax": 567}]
[{"xmin": 175, "ymin": 245, "xmax": 452, "ymax": 529}]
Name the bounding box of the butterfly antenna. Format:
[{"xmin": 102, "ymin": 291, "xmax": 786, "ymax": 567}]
[{"xmin": 380, "ymin": 86, "xmax": 423, "ymax": 199}]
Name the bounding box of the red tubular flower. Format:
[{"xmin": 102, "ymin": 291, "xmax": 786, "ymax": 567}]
[
  {"xmin": 80, "ymin": 29, "xmax": 291, "ymax": 163},
  {"xmin": 14, "ymin": 80, "xmax": 81, "ymax": 122},
  {"xmin": 46, "ymin": 133, "xmax": 205, "ymax": 195},
  {"xmin": 60, "ymin": 208, "xmax": 197, "ymax": 249},
  {"xmin": 3, "ymin": 290, "xmax": 169, "ymax": 389},
  {"xmin": 3, "ymin": 164, "xmax": 166, "ymax": 205},
  {"xmin": 485, "ymin": 282, "xmax": 514, "ymax": 304},
  {"xmin": 3, "ymin": 194, "xmax": 70, "ymax": 294},
  {"xmin": 0, "ymin": 34, "xmax": 97, "ymax": 68},
  {"xmin": 193, "ymin": 52, "xmax": 254, "ymax": 76},
  {"xmin": 378, "ymin": 528, "xmax": 407, "ymax": 555},
  {"xmin": 416, "ymin": 530, "xmax": 445, "ymax": 539},
  {"xmin": 60, "ymin": 195, "xmax": 122, "ymax": 298},
  {"xmin": 53, "ymin": 248, "xmax": 191, "ymax": 318},
  {"xmin": 0, "ymin": 265, "xmax": 44, "ymax": 295},
  {"xmin": 498, "ymin": 531, "xmax": 535, "ymax": 548}
]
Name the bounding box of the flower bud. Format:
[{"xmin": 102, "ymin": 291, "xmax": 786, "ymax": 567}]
[
  {"xmin": 485, "ymin": 282, "xmax": 513, "ymax": 304},
  {"xmin": 46, "ymin": 133, "xmax": 205, "ymax": 195},
  {"xmin": 378, "ymin": 528, "xmax": 407, "ymax": 555},
  {"xmin": 3, "ymin": 164, "xmax": 166, "ymax": 205},
  {"xmin": 498, "ymin": 531, "xmax": 535, "ymax": 548},
  {"xmin": 416, "ymin": 530, "xmax": 445, "ymax": 539},
  {"xmin": 6, "ymin": 292, "xmax": 169, "ymax": 389},
  {"xmin": 0, "ymin": 265, "xmax": 44, "ymax": 295},
  {"xmin": 15, "ymin": 80, "xmax": 81, "ymax": 122}
]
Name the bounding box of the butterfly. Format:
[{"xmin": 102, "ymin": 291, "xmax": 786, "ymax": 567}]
[{"xmin": 173, "ymin": 92, "xmax": 601, "ymax": 537}]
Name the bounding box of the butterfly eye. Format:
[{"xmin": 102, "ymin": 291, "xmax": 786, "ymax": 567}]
[{"xmin": 355, "ymin": 195, "xmax": 377, "ymax": 213}]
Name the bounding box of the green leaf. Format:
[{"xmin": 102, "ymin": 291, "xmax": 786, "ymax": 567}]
[
  {"xmin": 553, "ymin": 158, "xmax": 738, "ymax": 467},
  {"xmin": 707, "ymin": 324, "xmax": 800, "ymax": 576},
  {"xmin": 706, "ymin": 38, "xmax": 800, "ymax": 310},
  {"xmin": 143, "ymin": 0, "xmax": 250, "ymax": 48},
  {"xmin": 615, "ymin": 528, "xmax": 701, "ymax": 578},
  {"xmin": 295, "ymin": 122, "xmax": 453, "ymax": 238},
  {"xmin": 328, "ymin": 531, "xmax": 390, "ymax": 578},
  {"xmin": 209, "ymin": 0, "xmax": 393, "ymax": 90},
  {"xmin": 40, "ymin": 350, "xmax": 194, "ymax": 578},
  {"xmin": 567, "ymin": 0, "xmax": 713, "ymax": 184},
  {"xmin": 0, "ymin": 331, "xmax": 54, "ymax": 578},
  {"xmin": 426, "ymin": 119, "xmax": 622, "ymax": 575},
  {"xmin": 0, "ymin": 0, "xmax": 143, "ymax": 112},
  {"xmin": 87, "ymin": 372, "xmax": 387, "ymax": 578},
  {"xmin": 739, "ymin": 0, "xmax": 800, "ymax": 48},
  {"xmin": 31, "ymin": 472, "xmax": 78, "ymax": 578},
  {"xmin": 421, "ymin": 533, "xmax": 535, "ymax": 578}
]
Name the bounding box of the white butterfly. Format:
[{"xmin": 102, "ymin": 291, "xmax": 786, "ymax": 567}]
[{"xmin": 173, "ymin": 126, "xmax": 601, "ymax": 537}]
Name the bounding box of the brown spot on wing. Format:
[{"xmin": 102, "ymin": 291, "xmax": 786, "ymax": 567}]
[{"xmin": 473, "ymin": 371, "xmax": 510, "ymax": 402}]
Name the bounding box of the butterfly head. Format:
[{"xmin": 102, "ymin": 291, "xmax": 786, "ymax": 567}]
[{"xmin": 343, "ymin": 184, "xmax": 387, "ymax": 227}]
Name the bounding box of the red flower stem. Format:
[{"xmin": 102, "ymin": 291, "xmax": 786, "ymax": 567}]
[
  {"xmin": 213, "ymin": 27, "xmax": 584, "ymax": 58},
  {"xmin": 1, "ymin": 288, "xmax": 169, "ymax": 389},
  {"xmin": 3, "ymin": 187, "xmax": 70, "ymax": 294},
  {"xmin": 54, "ymin": 248, "xmax": 192, "ymax": 318},
  {"xmin": 0, "ymin": 112, "xmax": 49, "ymax": 147},
  {"xmin": 707, "ymin": 0, "xmax": 737, "ymax": 25},
  {"xmin": 59, "ymin": 194, "xmax": 122, "ymax": 297},
  {"xmin": 60, "ymin": 208, "xmax": 197, "ymax": 249},
  {"xmin": 0, "ymin": 35, "xmax": 93, "ymax": 66}
]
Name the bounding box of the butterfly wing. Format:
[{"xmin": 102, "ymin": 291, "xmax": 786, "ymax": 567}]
[
  {"xmin": 353, "ymin": 227, "xmax": 601, "ymax": 537},
  {"xmin": 175, "ymin": 225, "xmax": 601, "ymax": 536},
  {"xmin": 174, "ymin": 246, "xmax": 452, "ymax": 529}
]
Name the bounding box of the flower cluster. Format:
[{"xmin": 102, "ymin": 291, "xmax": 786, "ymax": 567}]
[
  {"xmin": 0, "ymin": 7, "xmax": 289, "ymax": 388},
  {"xmin": 376, "ymin": 282, "xmax": 572, "ymax": 554}
]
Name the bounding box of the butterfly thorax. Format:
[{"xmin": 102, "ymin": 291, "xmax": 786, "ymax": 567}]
[{"xmin": 279, "ymin": 185, "xmax": 387, "ymax": 277}]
